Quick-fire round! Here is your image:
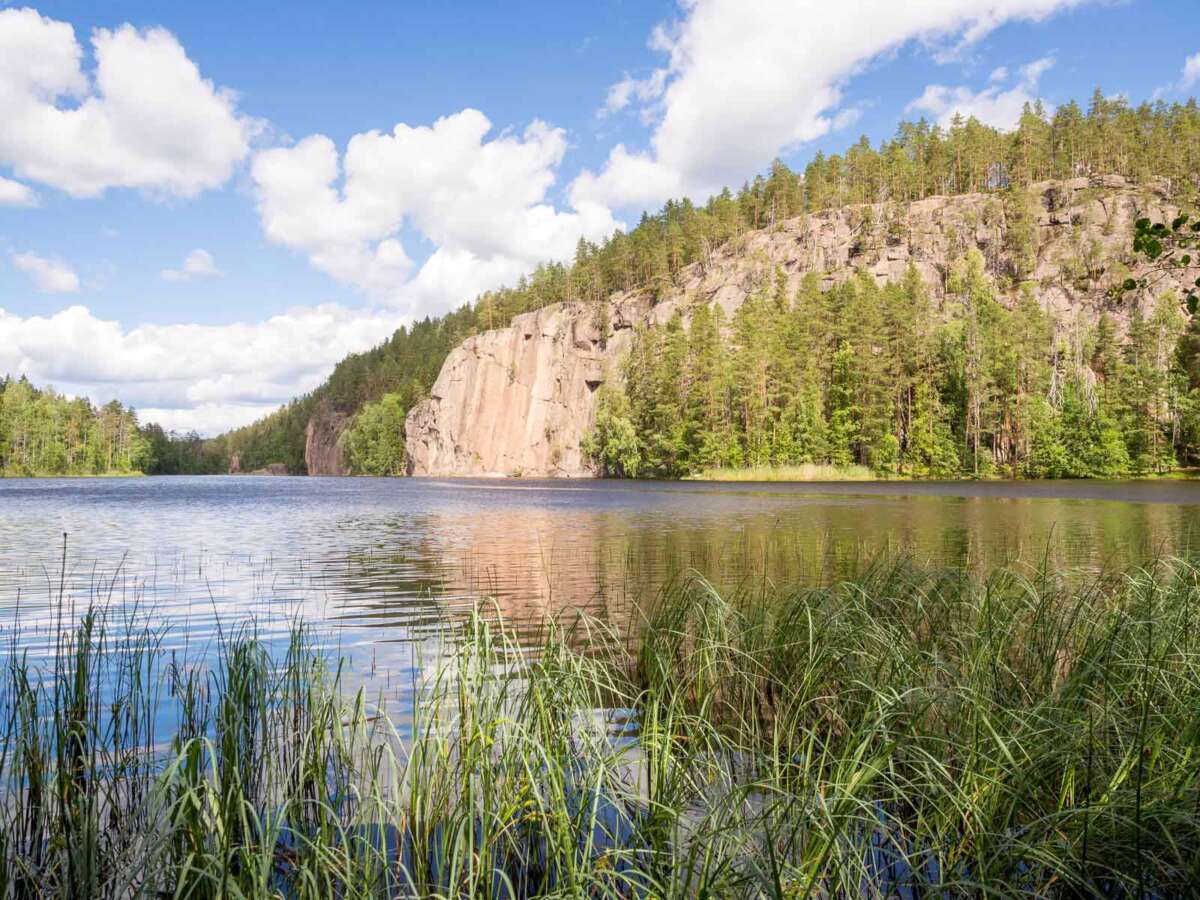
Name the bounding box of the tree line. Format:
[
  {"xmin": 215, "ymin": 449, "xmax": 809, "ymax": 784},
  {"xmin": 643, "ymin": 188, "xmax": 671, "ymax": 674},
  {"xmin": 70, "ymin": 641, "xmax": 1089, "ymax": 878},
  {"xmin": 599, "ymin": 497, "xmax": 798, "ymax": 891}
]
[
  {"xmin": 0, "ymin": 377, "xmax": 151, "ymax": 476},
  {"xmin": 584, "ymin": 254, "xmax": 1198, "ymax": 479},
  {"xmin": 180, "ymin": 91, "xmax": 1200, "ymax": 473}
]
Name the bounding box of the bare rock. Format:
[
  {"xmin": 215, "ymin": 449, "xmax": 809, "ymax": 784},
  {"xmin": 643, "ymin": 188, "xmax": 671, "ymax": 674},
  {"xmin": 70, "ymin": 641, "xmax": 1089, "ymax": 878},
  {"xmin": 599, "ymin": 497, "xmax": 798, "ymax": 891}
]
[
  {"xmin": 406, "ymin": 303, "xmax": 617, "ymax": 477},
  {"xmin": 305, "ymin": 400, "xmax": 349, "ymax": 476}
]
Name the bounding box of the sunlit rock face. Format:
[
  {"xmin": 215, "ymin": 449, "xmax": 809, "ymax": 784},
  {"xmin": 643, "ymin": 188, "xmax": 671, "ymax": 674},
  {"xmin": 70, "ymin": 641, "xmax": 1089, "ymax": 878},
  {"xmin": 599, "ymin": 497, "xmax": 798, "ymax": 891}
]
[
  {"xmin": 405, "ymin": 302, "xmax": 636, "ymax": 477},
  {"xmin": 406, "ymin": 176, "xmax": 1186, "ymax": 477}
]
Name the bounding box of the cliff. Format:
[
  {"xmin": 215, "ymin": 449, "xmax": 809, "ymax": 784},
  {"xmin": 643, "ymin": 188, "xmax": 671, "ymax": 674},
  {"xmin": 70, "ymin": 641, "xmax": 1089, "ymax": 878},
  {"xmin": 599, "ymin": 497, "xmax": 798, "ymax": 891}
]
[
  {"xmin": 404, "ymin": 302, "xmax": 627, "ymax": 477},
  {"xmin": 405, "ymin": 176, "xmax": 1187, "ymax": 477},
  {"xmin": 304, "ymin": 400, "xmax": 349, "ymax": 476}
]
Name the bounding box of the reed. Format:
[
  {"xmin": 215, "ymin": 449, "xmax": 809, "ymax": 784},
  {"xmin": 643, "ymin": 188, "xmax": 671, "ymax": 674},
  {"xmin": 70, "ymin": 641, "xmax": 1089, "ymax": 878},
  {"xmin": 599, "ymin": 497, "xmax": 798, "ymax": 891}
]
[{"xmin": 0, "ymin": 556, "xmax": 1197, "ymax": 897}]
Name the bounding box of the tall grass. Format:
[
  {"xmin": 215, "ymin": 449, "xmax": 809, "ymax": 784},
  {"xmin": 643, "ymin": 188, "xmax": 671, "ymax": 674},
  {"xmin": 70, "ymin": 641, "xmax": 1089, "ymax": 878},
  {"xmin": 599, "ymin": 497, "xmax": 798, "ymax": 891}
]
[{"xmin": 0, "ymin": 556, "xmax": 1197, "ymax": 896}]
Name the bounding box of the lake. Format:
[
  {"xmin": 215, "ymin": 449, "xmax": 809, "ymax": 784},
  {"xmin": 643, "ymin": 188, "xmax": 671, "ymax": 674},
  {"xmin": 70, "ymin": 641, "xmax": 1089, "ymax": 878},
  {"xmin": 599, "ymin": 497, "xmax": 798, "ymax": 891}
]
[{"xmin": 2, "ymin": 475, "xmax": 1199, "ymax": 708}]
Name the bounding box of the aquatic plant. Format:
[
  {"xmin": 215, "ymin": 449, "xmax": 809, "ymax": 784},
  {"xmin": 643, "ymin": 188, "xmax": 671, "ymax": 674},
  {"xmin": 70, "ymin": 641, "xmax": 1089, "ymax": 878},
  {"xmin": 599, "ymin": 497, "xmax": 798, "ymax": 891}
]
[{"xmin": 0, "ymin": 556, "xmax": 1197, "ymax": 897}]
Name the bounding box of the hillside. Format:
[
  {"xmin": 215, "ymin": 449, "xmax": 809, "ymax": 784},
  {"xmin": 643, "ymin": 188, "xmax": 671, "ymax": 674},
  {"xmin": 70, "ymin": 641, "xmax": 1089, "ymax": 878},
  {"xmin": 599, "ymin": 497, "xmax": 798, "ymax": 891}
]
[
  {"xmin": 406, "ymin": 175, "xmax": 1199, "ymax": 479},
  {"xmin": 204, "ymin": 93, "xmax": 1200, "ymax": 477}
]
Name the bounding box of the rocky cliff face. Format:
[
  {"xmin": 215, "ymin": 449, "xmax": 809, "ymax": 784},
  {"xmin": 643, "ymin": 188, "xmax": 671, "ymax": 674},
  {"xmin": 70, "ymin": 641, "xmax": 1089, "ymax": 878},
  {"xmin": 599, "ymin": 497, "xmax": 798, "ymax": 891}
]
[
  {"xmin": 405, "ymin": 303, "xmax": 633, "ymax": 477},
  {"xmin": 407, "ymin": 176, "xmax": 1187, "ymax": 477},
  {"xmin": 304, "ymin": 401, "xmax": 349, "ymax": 476}
]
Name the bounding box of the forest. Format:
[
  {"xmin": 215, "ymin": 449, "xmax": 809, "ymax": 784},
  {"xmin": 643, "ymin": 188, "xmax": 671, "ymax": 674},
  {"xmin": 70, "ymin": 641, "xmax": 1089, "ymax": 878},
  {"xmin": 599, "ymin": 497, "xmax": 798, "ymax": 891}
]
[
  {"xmin": 14, "ymin": 90, "xmax": 1200, "ymax": 478},
  {"xmin": 0, "ymin": 377, "xmax": 151, "ymax": 476},
  {"xmin": 202, "ymin": 90, "xmax": 1200, "ymax": 476},
  {"xmin": 584, "ymin": 254, "xmax": 1198, "ymax": 479}
]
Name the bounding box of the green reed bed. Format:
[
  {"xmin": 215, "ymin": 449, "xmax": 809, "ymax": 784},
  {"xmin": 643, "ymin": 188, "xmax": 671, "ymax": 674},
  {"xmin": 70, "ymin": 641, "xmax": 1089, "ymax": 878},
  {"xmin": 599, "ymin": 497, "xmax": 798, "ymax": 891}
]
[{"xmin": 0, "ymin": 557, "xmax": 1198, "ymax": 897}]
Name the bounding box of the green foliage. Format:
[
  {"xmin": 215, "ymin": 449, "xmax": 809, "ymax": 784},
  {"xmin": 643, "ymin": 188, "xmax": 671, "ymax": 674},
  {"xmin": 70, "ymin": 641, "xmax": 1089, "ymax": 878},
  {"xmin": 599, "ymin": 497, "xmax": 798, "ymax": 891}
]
[
  {"xmin": 1027, "ymin": 379, "xmax": 1135, "ymax": 478},
  {"xmin": 1002, "ymin": 186, "xmax": 1039, "ymax": 280},
  {"xmin": 211, "ymin": 312, "xmax": 471, "ymax": 474},
  {"xmin": 141, "ymin": 425, "xmax": 227, "ymax": 474},
  {"xmin": 206, "ymin": 91, "xmax": 1200, "ymax": 473},
  {"xmin": 1125, "ymin": 214, "xmax": 1200, "ymax": 314},
  {"xmin": 604, "ymin": 258, "xmax": 1189, "ymax": 479},
  {"xmin": 581, "ymin": 385, "xmax": 641, "ymax": 477},
  {"xmin": 0, "ymin": 376, "xmax": 150, "ymax": 476},
  {"xmin": 339, "ymin": 393, "xmax": 408, "ymax": 475}
]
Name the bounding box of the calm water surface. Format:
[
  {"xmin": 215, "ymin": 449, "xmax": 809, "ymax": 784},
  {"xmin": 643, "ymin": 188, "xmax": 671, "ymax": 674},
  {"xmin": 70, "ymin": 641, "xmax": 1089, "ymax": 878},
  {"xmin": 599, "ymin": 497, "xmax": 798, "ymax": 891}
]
[{"xmin": 1, "ymin": 475, "xmax": 1198, "ymax": 705}]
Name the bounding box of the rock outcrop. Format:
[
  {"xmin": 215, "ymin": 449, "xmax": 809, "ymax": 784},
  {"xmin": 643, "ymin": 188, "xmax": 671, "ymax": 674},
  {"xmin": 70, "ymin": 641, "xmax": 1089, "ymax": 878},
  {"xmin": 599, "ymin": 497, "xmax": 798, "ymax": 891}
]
[
  {"xmin": 405, "ymin": 303, "xmax": 626, "ymax": 477},
  {"xmin": 304, "ymin": 401, "xmax": 349, "ymax": 476},
  {"xmin": 405, "ymin": 176, "xmax": 1189, "ymax": 478}
]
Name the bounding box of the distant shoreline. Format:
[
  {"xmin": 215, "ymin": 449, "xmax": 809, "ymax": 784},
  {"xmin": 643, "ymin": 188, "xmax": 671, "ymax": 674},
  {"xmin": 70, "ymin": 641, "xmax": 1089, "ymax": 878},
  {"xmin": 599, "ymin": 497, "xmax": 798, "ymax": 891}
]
[
  {"xmin": 683, "ymin": 465, "xmax": 1200, "ymax": 483},
  {"xmin": 0, "ymin": 470, "xmax": 146, "ymax": 479}
]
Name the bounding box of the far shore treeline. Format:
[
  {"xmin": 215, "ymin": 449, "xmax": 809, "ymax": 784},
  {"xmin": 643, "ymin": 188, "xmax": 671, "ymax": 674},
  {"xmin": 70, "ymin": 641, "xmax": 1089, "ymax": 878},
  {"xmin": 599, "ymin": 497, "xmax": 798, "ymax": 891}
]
[
  {"xmin": 7, "ymin": 91, "xmax": 1200, "ymax": 478},
  {"xmin": 0, "ymin": 377, "xmax": 151, "ymax": 476}
]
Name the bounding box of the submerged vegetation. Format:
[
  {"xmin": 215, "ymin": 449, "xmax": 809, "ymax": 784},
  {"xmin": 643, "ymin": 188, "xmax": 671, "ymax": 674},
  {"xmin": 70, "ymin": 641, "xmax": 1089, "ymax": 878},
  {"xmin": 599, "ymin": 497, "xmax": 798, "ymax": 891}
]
[{"xmin": 2, "ymin": 556, "xmax": 1198, "ymax": 896}]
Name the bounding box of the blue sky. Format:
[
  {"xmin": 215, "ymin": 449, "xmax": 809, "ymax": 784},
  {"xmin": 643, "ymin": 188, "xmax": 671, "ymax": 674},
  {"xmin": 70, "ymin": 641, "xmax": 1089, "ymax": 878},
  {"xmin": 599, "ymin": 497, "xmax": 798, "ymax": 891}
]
[{"xmin": 1, "ymin": 0, "xmax": 1198, "ymax": 433}]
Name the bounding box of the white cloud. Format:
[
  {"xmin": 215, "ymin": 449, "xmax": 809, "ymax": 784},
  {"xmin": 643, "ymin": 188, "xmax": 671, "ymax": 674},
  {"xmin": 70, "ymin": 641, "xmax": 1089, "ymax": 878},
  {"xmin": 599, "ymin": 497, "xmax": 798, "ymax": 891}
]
[
  {"xmin": 571, "ymin": 0, "xmax": 1090, "ymax": 210},
  {"xmin": 0, "ymin": 176, "xmax": 37, "ymax": 206},
  {"xmin": 162, "ymin": 248, "xmax": 221, "ymax": 282},
  {"xmin": 602, "ymin": 69, "xmax": 667, "ymax": 117},
  {"xmin": 252, "ymin": 108, "xmax": 621, "ymax": 315},
  {"xmin": 0, "ymin": 8, "xmax": 255, "ymax": 198},
  {"xmin": 1180, "ymin": 51, "xmax": 1200, "ymax": 90},
  {"xmin": 907, "ymin": 56, "xmax": 1055, "ymax": 129},
  {"xmin": 11, "ymin": 251, "xmax": 80, "ymax": 293},
  {"xmin": 0, "ymin": 303, "xmax": 408, "ymax": 434}
]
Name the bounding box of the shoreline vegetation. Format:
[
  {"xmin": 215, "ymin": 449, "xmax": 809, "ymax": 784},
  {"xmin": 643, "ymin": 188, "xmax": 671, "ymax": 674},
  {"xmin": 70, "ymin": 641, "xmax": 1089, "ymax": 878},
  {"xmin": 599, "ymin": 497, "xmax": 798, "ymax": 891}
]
[
  {"xmin": 686, "ymin": 463, "xmax": 895, "ymax": 482},
  {"xmin": 683, "ymin": 464, "xmax": 1200, "ymax": 483},
  {"xmin": 2, "ymin": 555, "xmax": 1197, "ymax": 896},
  {"xmin": 0, "ymin": 376, "xmax": 151, "ymax": 478}
]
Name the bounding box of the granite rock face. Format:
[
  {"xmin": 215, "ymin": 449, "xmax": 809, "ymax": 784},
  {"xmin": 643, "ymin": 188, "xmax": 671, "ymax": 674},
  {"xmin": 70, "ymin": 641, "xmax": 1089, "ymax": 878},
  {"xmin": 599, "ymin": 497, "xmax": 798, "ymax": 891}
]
[
  {"xmin": 404, "ymin": 303, "xmax": 631, "ymax": 477},
  {"xmin": 304, "ymin": 401, "xmax": 349, "ymax": 476},
  {"xmin": 398, "ymin": 177, "xmax": 1187, "ymax": 477}
]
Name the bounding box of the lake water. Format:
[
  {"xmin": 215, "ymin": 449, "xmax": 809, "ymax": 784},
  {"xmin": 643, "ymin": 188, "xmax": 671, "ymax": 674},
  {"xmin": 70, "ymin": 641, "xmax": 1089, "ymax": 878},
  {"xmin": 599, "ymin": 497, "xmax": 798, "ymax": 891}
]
[{"xmin": 2, "ymin": 476, "xmax": 1199, "ymax": 710}]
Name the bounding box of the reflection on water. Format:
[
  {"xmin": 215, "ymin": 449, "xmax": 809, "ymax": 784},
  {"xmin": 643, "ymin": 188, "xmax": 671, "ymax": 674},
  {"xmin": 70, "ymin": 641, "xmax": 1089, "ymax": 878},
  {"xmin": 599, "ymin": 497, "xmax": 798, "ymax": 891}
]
[{"xmin": 1, "ymin": 476, "xmax": 1198, "ymax": 694}]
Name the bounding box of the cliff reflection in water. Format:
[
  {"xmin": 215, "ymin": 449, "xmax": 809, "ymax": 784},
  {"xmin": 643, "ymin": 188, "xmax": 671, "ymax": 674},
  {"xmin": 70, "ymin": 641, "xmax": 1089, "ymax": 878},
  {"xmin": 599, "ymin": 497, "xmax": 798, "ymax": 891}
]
[
  {"xmin": 314, "ymin": 485, "xmax": 1200, "ymax": 647},
  {"xmin": 0, "ymin": 477, "xmax": 1198, "ymax": 676}
]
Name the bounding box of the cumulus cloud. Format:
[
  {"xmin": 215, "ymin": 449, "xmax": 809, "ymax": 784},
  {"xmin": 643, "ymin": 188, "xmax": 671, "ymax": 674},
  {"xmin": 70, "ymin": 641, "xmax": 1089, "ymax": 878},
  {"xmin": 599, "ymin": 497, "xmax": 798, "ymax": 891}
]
[
  {"xmin": 0, "ymin": 7, "xmax": 255, "ymax": 198},
  {"xmin": 0, "ymin": 303, "xmax": 408, "ymax": 434},
  {"xmin": 907, "ymin": 56, "xmax": 1055, "ymax": 129},
  {"xmin": 252, "ymin": 109, "xmax": 621, "ymax": 315},
  {"xmin": 0, "ymin": 176, "xmax": 37, "ymax": 206},
  {"xmin": 161, "ymin": 248, "xmax": 221, "ymax": 282},
  {"xmin": 572, "ymin": 0, "xmax": 1090, "ymax": 210},
  {"xmin": 11, "ymin": 251, "xmax": 80, "ymax": 293}
]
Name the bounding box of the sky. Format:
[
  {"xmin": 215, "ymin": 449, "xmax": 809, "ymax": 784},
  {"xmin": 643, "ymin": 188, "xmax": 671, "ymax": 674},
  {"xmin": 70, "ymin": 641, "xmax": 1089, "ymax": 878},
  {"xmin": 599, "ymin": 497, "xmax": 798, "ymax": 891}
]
[{"xmin": 1, "ymin": 0, "xmax": 1199, "ymax": 435}]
